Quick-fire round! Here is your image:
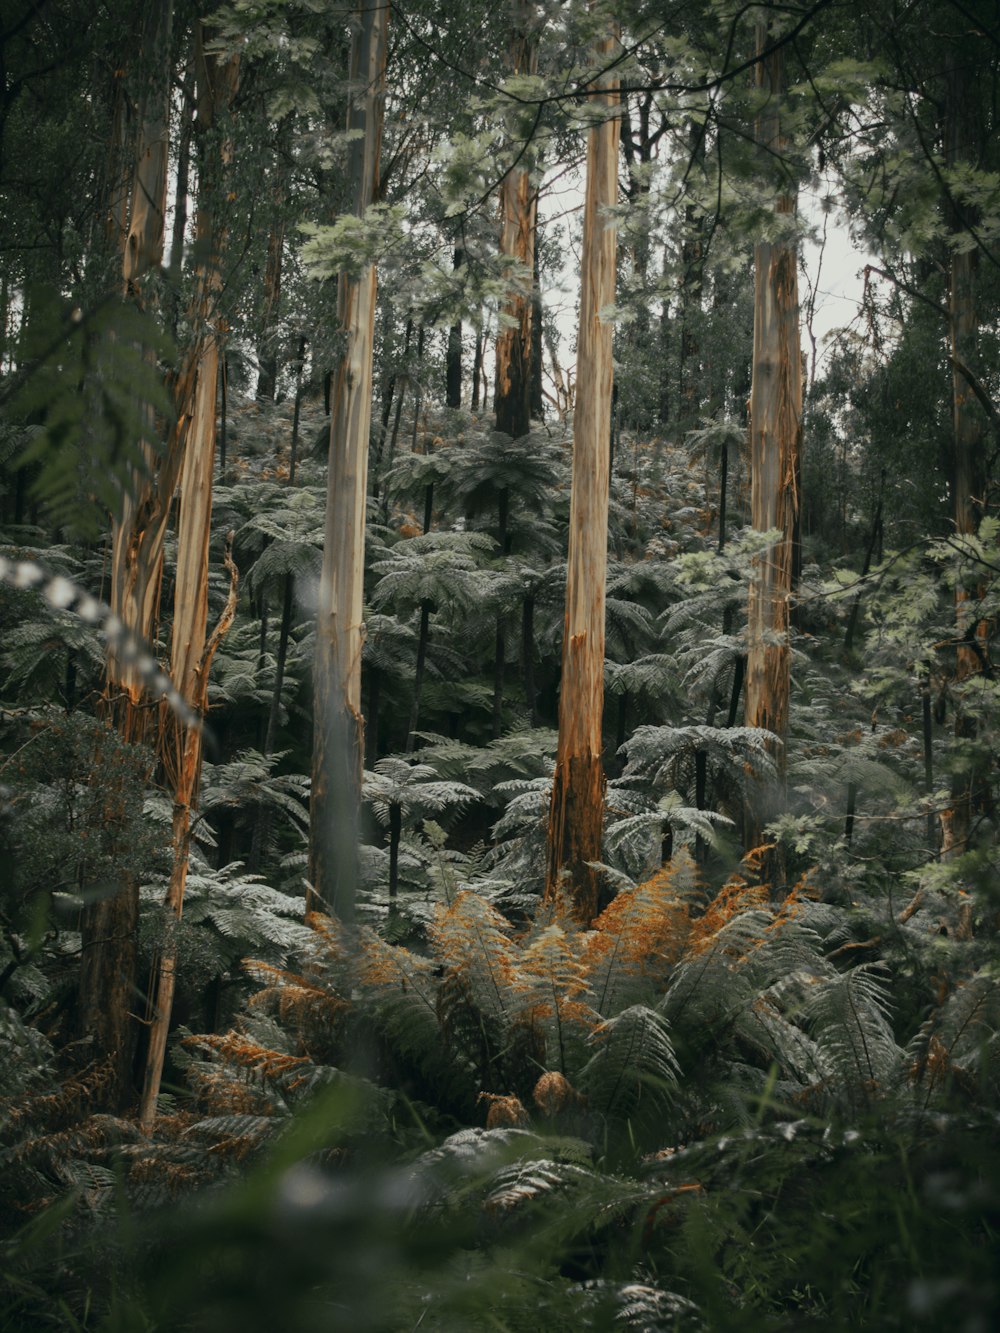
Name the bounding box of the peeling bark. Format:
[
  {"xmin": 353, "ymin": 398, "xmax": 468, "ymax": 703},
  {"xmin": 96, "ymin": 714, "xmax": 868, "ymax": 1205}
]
[
  {"xmin": 743, "ymin": 20, "xmax": 802, "ymax": 879},
  {"xmin": 81, "ymin": 0, "xmax": 174, "ymax": 1111},
  {"xmin": 309, "ymin": 1, "xmax": 388, "ymax": 919},
  {"xmin": 138, "ymin": 33, "xmax": 240, "ymax": 1131},
  {"xmin": 546, "ymin": 20, "xmax": 620, "ymax": 923}
]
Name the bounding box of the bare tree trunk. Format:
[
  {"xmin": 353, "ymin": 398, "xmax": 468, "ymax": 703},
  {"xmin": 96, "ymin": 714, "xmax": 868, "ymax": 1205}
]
[
  {"xmin": 530, "ymin": 243, "xmax": 544, "ymax": 420},
  {"xmin": 678, "ymin": 121, "xmax": 706, "ymax": 427},
  {"xmin": 472, "ymin": 325, "xmax": 484, "ymax": 410},
  {"xmin": 168, "ymin": 59, "xmax": 193, "ymax": 335},
  {"xmin": 405, "ymin": 600, "xmax": 431, "ymax": 755},
  {"xmin": 494, "ymin": 0, "xmax": 539, "ymax": 442},
  {"xmin": 446, "ymin": 247, "xmax": 464, "ymax": 408},
  {"xmin": 522, "ymin": 593, "xmax": 538, "ymax": 727},
  {"xmin": 105, "ymin": 0, "xmax": 175, "ymax": 732},
  {"xmin": 308, "ymin": 0, "xmax": 389, "ymax": 919},
  {"xmin": 80, "ymin": 0, "xmax": 174, "ymax": 1112},
  {"xmin": 256, "ymin": 133, "xmax": 290, "ymax": 401},
  {"xmin": 546, "ymin": 20, "xmax": 620, "ymax": 924},
  {"xmin": 138, "ymin": 33, "xmax": 240, "ymax": 1132},
  {"xmin": 743, "ymin": 20, "xmax": 802, "ymax": 883}
]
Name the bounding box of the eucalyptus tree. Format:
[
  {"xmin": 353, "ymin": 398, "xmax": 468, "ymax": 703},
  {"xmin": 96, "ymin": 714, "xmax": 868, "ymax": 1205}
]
[
  {"xmin": 494, "ymin": 0, "xmax": 544, "ymax": 441},
  {"xmin": 546, "ymin": 16, "xmax": 621, "ymax": 923},
  {"xmin": 742, "ymin": 14, "xmax": 803, "ymax": 873},
  {"xmin": 139, "ymin": 27, "xmax": 242, "ymax": 1131},
  {"xmin": 308, "ymin": 0, "xmax": 389, "ymax": 920},
  {"xmin": 78, "ymin": 0, "xmax": 176, "ymax": 1111}
]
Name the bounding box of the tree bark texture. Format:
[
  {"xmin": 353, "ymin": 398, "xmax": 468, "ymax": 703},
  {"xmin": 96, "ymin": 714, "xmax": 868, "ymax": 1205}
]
[
  {"xmin": 546, "ymin": 22, "xmax": 620, "ymax": 924},
  {"xmin": 494, "ymin": 0, "xmax": 539, "ymax": 441},
  {"xmin": 308, "ymin": 0, "xmax": 388, "ymax": 919},
  {"xmin": 139, "ymin": 33, "xmax": 240, "ymax": 1131},
  {"xmin": 743, "ymin": 20, "xmax": 802, "ymax": 867},
  {"xmin": 80, "ymin": 0, "xmax": 175, "ymax": 1112},
  {"xmin": 105, "ymin": 0, "xmax": 176, "ymax": 734}
]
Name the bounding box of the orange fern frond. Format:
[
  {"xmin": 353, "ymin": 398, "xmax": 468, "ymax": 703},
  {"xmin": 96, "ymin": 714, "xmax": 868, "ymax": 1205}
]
[
  {"xmin": 687, "ymin": 875, "xmax": 769, "ymax": 958},
  {"xmin": 183, "ymin": 1030, "xmax": 307, "ymax": 1083},
  {"xmin": 582, "ymin": 855, "xmax": 703, "ymax": 1015},
  {"xmin": 478, "ymin": 1091, "xmax": 529, "ymax": 1128},
  {"xmin": 430, "ymin": 890, "xmax": 517, "ymax": 1020}
]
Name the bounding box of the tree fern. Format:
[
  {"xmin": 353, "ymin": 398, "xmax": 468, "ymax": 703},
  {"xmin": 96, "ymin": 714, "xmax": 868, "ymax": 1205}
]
[
  {"xmin": 511, "ymin": 919, "xmax": 595, "ymax": 1076},
  {"xmin": 907, "ymin": 969, "xmax": 1000, "ymax": 1105},
  {"xmin": 578, "ymin": 1006, "xmax": 680, "ymax": 1125},
  {"xmin": 805, "ymin": 961, "xmax": 901, "ymax": 1106},
  {"xmin": 583, "ymin": 858, "xmax": 700, "ymax": 1019}
]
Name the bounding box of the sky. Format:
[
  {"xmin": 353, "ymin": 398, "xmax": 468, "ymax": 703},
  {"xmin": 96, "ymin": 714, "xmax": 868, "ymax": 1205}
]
[{"xmin": 538, "ymin": 168, "xmax": 874, "ymax": 394}]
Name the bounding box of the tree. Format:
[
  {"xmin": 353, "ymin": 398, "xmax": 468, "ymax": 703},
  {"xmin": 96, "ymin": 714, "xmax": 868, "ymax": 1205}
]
[
  {"xmin": 742, "ymin": 15, "xmax": 802, "ymax": 877},
  {"xmin": 139, "ymin": 28, "xmax": 241, "ymax": 1131},
  {"xmin": 494, "ymin": 0, "xmax": 541, "ymax": 442},
  {"xmin": 78, "ymin": 0, "xmax": 175, "ymax": 1112},
  {"xmin": 546, "ymin": 17, "xmax": 621, "ymax": 923},
  {"xmin": 308, "ymin": 0, "xmax": 389, "ymax": 920}
]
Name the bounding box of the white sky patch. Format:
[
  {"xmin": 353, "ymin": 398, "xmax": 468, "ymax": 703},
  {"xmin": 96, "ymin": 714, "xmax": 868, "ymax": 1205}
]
[{"xmin": 538, "ymin": 166, "xmax": 875, "ymax": 392}]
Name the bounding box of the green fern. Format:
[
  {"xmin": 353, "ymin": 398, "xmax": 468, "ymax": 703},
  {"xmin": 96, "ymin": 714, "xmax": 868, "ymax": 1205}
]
[{"xmin": 578, "ymin": 1005, "xmax": 680, "ymax": 1124}]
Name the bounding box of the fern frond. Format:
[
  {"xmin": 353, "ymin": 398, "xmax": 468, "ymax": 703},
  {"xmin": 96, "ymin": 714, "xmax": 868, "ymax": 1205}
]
[
  {"xmin": 578, "ymin": 1006, "xmax": 679, "ymax": 1123},
  {"xmin": 805, "ymin": 962, "xmax": 901, "ymax": 1104},
  {"xmin": 430, "ymin": 891, "xmax": 516, "ymax": 1022},
  {"xmin": 583, "ymin": 859, "xmax": 697, "ymax": 1018},
  {"xmin": 907, "ymin": 970, "xmax": 1000, "ymax": 1103}
]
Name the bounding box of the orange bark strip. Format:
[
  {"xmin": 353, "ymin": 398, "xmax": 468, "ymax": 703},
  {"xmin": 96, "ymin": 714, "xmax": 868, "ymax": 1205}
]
[
  {"xmin": 546, "ymin": 19, "xmax": 620, "ymax": 923},
  {"xmin": 138, "ymin": 34, "xmax": 240, "ymax": 1132},
  {"xmin": 744, "ymin": 21, "xmax": 802, "ymax": 864}
]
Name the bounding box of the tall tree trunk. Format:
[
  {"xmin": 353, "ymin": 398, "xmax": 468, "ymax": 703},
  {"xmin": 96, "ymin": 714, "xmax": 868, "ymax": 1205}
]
[
  {"xmin": 717, "ymin": 440, "xmax": 729, "ymax": 554},
  {"xmin": 376, "ymin": 316, "xmax": 412, "ymax": 515},
  {"xmin": 522, "ymin": 593, "xmax": 538, "ymax": 727},
  {"xmin": 80, "ymin": 0, "xmax": 174, "ymax": 1112},
  {"xmin": 409, "ymin": 323, "xmax": 426, "ymax": 455},
  {"xmin": 743, "ymin": 19, "xmax": 802, "ymax": 882},
  {"xmin": 530, "ymin": 242, "xmax": 545, "ymax": 420},
  {"xmin": 168, "ymin": 60, "xmax": 193, "ymax": 336},
  {"xmin": 446, "ymin": 248, "xmax": 464, "ymax": 408},
  {"xmin": 546, "ymin": 21, "xmax": 620, "ymax": 924},
  {"xmin": 256, "ymin": 131, "xmax": 290, "ymax": 401},
  {"xmin": 308, "ymin": 0, "xmax": 388, "ymax": 918},
  {"xmin": 405, "ymin": 599, "xmax": 431, "ymax": 755},
  {"xmin": 678, "ymin": 120, "xmax": 706, "ymax": 427},
  {"xmin": 944, "ymin": 44, "xmax": 986, "ymax": 861},
  {"xmin": 139, "ymin": 32, "xmax": 241, "ymax": 1131},
  {"xmin": 494, "ymin": 0, "xmax": 539, "ymax": 442},
  {"xmin": 472, "ymin": 325, "xmax": 484, "ymax": 410}
]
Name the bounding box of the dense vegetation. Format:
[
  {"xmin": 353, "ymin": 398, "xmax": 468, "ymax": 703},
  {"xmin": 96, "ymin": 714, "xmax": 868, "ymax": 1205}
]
[{"xmin": 1, "ymin": 0, "xmax": 998, "ymax": 1328}]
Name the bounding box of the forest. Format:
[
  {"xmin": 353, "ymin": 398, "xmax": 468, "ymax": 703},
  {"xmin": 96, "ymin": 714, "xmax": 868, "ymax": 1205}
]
[{"xmin": 0, "ymin": 0, "xmax": 998, "ymax": 1327}]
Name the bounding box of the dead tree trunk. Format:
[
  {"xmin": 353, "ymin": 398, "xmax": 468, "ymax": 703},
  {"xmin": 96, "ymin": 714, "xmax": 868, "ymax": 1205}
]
[
  {"xmin": 545, "ymin": 21, "xmax": 620, "ymax": 924},
  {"xmin": 743, "ymin": 19, "xmax": 802, "ymax": 883},
  {"xmin": 308, "ymin": 0, "xmax": 389, "ymax": 919}
]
